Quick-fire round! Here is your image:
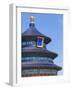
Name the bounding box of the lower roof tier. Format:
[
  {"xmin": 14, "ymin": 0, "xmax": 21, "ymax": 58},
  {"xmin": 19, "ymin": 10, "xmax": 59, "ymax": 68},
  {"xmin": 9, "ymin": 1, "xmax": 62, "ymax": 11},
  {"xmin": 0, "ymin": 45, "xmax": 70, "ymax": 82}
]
[
  {"xmin": 22, "ymin": 48, "xmax": 58, "ymax": 59},
  {"xmin": 22, "ymin": 63, "xmax": 62, "ymax": 71}
]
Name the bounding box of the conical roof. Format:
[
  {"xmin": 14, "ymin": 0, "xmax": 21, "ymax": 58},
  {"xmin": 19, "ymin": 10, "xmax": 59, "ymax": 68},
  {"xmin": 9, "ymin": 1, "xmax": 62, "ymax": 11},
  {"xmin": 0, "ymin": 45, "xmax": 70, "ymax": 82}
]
[{"xmin": 22, "ymin": 16, "xmax": 51, "ymax": 44}]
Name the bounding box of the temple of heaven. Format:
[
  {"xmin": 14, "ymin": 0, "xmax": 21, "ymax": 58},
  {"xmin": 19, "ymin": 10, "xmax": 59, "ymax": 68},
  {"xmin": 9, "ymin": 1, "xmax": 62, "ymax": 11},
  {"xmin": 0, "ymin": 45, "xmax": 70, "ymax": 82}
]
[{"xmin": 21, "ymin": 16, "xmax": 62, "ymax": 77}]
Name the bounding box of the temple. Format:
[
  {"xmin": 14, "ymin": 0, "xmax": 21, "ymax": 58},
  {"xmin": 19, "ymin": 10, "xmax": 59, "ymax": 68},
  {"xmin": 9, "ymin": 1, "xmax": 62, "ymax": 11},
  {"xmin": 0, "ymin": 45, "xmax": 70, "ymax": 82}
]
[{"xmin": 21, "ymin": 16, "xmax": 62, "ymax": 77}]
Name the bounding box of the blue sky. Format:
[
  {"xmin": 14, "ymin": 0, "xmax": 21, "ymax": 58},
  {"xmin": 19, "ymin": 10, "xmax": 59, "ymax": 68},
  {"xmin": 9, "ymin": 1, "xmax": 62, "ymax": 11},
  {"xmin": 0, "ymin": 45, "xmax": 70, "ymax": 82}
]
[{"xmin": 21, "ymin": 12, "xmax": 63, "ymax": 75}]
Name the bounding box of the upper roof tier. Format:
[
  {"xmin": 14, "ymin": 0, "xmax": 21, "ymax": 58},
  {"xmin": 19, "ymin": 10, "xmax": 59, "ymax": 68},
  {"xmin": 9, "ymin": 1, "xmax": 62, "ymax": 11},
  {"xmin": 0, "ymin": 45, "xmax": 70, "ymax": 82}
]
[{"xmin": 22, "ymin": 16, "xmax": 51, "ymax": 44}]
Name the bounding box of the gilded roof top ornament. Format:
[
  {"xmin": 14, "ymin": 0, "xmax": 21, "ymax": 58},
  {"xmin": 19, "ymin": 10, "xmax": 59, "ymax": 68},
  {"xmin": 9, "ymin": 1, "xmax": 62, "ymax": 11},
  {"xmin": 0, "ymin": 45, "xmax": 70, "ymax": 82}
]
[{"xmin": 30, "ymin": 16, "xmax": 35, "ymax": 23}]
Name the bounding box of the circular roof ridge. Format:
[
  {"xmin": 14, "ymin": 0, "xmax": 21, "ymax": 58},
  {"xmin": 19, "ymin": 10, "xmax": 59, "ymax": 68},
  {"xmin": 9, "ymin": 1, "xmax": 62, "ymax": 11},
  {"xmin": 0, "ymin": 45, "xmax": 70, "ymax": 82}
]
[
  {"xmin": 22, "ymin": 63, "xmax": 62, "ymax": 70},
  {"xmin": 22, "ymin": 48, "xmax": 58, "ymax": 59}
]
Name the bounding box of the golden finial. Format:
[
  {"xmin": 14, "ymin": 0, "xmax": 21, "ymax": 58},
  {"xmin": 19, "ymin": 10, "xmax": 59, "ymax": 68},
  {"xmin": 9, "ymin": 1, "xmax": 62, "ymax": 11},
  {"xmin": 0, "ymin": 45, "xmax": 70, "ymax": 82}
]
[{"xmin": 30, "ymin": 16, "xmax": 35, "ymax": 23}]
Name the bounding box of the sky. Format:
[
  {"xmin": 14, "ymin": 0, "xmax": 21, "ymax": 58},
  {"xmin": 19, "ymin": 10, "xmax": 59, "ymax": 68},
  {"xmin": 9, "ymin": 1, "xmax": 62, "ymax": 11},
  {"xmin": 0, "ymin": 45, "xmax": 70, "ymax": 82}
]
[{"xmin": 21, "ymin": 12, "xmax": 63, "ymax": 75}]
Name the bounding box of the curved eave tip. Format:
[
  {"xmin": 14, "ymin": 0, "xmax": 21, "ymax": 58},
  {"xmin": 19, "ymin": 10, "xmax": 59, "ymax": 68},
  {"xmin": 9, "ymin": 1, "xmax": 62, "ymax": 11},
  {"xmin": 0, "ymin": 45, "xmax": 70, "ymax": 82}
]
[
  {"xmin": 45, "ymin": 37, "xmax": 52, "ymax": 44},
  {"xmin": 57, "ymin": 66, "xmax": 62, "ymax": 71},
  {"xmin": 51, "ymin": 52, "xmax": 58, "ymax": 59}
]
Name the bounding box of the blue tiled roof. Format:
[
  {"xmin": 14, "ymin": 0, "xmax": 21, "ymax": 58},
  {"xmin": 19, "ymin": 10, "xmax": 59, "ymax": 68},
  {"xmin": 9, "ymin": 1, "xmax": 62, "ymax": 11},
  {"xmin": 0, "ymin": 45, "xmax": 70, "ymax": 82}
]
[
  {"xmin": 22, "ymin": 48, "xmax": 58, "ymax": 59},
  {"xmin": 22, "ymin": 24, "xmax": 51, "ymax": 44},
  {"xmin": 22, "ymin": 63, "xmax": 62, "ymax": 70},
  {"xmin": 22, "ymin": 26, "xmax": 43, "ymax": 36}
]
